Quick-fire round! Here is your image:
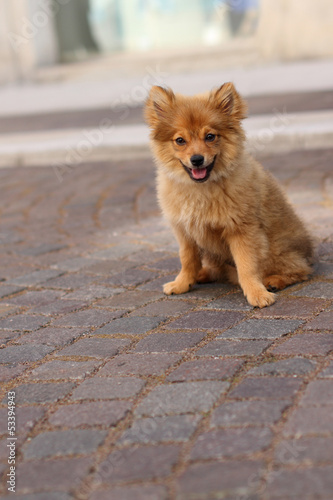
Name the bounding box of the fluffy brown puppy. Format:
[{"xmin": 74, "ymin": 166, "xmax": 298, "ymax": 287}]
[{"xmin": 144, "ymin": 83, "xmax": 313, "ymax": 308}]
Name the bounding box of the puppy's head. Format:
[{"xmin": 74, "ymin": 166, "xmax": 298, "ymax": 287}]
[{"xmin": 145, "ymin": 83, "xmax": 247, "ymax": 184}]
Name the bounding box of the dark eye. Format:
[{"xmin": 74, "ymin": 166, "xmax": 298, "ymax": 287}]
[
  {"xmin": 175, "ymin": 137, "xmax": 186, "ymax": 145},
  {"xmin": 205, "ymin": 133, "xmax": 216, "ymax": 142}
]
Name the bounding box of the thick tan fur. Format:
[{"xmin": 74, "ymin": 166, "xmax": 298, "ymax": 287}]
[{"xmin": 144, "ymin": 83, "xmax": 314, "ymax": 308}]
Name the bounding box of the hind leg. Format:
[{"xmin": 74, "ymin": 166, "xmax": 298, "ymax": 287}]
[
  {"xmin": 197, "ymin": 262, "xmax": 239, "ymax": 285},
  {"xmin": 263, "ymin": 272, "xmax": 310, "ymax": 292}
]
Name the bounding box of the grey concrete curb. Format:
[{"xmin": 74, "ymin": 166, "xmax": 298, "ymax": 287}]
[{"xmin": 0, "ymin": 110, "xmax": 332, "ymax": 168}]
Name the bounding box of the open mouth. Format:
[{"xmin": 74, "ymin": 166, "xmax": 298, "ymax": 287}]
[{"xmin": 181, "ymin": 156, "xmax": 216, "ymax": 183}]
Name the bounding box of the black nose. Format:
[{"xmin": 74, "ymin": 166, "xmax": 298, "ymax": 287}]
[{"xmin": 190, "ymin": 155, "xmax": 204, "ymax": 167}]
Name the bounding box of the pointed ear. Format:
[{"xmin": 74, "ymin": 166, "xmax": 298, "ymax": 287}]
[
  {"xmin": 211, "ymin": 82, "xmax": 247, "ymax": 120},
  {"xmin": 144, "ymin": 86, "xmax": 175, "ymax": 127}
]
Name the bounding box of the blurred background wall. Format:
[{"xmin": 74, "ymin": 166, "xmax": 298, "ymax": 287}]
[{"xmin": 1, "ymin": 0, "xmax": 333, "ymax": 83}]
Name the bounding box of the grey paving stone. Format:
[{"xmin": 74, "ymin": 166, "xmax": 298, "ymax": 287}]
[
  {"xmin": 165, "ymin": 310, "xmax": 245, "ymax": 331},
  {"xmin": 5, "ymin": 289, "xmax": 62, "ymax": 306},
  {"xmin": 1, "ymin": 494, "xmax": 70, "ymax": 500},
  {"xmin": 271, "ymin": 332, "xmax": 333, "ymax": 355},
  {"xmin": 196, "ymin": 339, "xmax": 271, "ymax": 357},
  {"xmin": 105, "ymin": 268, "xmax": 159, "ymax": 287},
  {"xmin": 0, "ymin": 344, "xmax": 54, "ymax": 363},
  {"xmin": 89, "ymin": 485, "xmax": 168, "ymax": 500},
  {"xmin": 283, "ymin": 406, "xmax": 333, "ymax": 436},
  {"xmin": 266, "ymin": 466, "xmax": 333, "ymax": 499},
  {"xmin": 29, "ymin": 360, "xmax": 101, "ymax": 380},
  {"xmin": 205, "ymin": 293, "xmax": 253, "ymax": 310},
  {"xmin": 304, "ymin": 311, "xmax": 333, "ymax": 330},
  {"xmin": 95, "ymin": 444, "xmax": 181, "ymax": 484},
  {"xmin": 9, "ymin": 269, "xmax": 64, "ymax": 286},
  {"xmin": 22, "ymin": 429, "xmax": 107, "ymax": 459},
  {"xmin": 94, "ymin": 316, "xmax": 165, "ymax": 336},
  {"xmin": 129, "ymin": 299, "xmax": 196, "ymax": 317},
  {"xmin": 274, "ymin": 436, "xmax": 333, "ymax": 465},
  {"xmin": 0, "ymin": 314, "xmax": 50, "ymax": 331},
  {"xmin": 217, "ymin": 319, "xmax": 303, "ymax": 340},
  {"xmin": 16, "ymin": 326, "xmax": 87, "ymax": 346},
  {"xmin": 15, "ymin": 456, "xmax": 92, "ymax": 494},
  {"xmin": 253, "ymin": 297, "xmax": 326, "ymax": 318},
  {"xmin": 292, "ymin": 282, "xmax": 333, "ymax": 298},
  {"xmin": 52, "ymin": 309, "xmax": 122, "ymax": 327},
  {"xmin": 55, "ymin": 337, "xmax": 130, "ymax": 358},
  {"xmin": 0, "ymin": 363, "xmax": 28, "ymax": 381},
  {"xmin": 11, "ymin": 382, "xmax": 75, "ymax": 404},
  {"xmin": 96, "ymin": 290, "xmax": 162, "ymax": 309},
  {"xmin": 44, "ymin": 273, "xmax": 96, "ymax": 290},
  {"xmin": 166, "ymin": 358, "xmax": 243, "ymax": 381},
  {"xmin": 319, "ymin": 361, "xmax": 333, "ymax": 377},
  {"xmin": 52, "ymin": 257, "xmax": 100, "ymax": 272},
  {"xmin": 176, "ymin": 460, "xmax": 264, "ymax": 498},
  {"xmin": 211, "ymin": 400, "xmax": 290, "ymax": 427},
  {"xmin": 49, "ymin": 401, "xmax": 132, "ymax": 427},
  {"xmin": 31, "ymin": 299, "xmax": 89, "ymax": 316},
  {"xmin": 191, "ymin": 427, "xmax": 273, "ymax": 459},
  {"xmin": 98, "ymin": 353, "xmax": 181, "ymax": 376},
  {"xmin": 135, "ymin": 381, "xmax": 229, "ymax": 417},
  {"xmin": 119, "ymin": 414, "xmax": 201, "ymax": 445},
  {"xmin": 17, "ymin": 243, "xmax": 67, "ymax": 256},
  {"xmin": 0, "ymin": 284, "xmax": 25, "ymax": 299},
  {"xmin": 229, "ymin": 377, "xmax": 302, "ymax": 400},
  {"xmin": 63, "ymin": 285, "xmax": 120, "ymax": 301},
  {"xmin": 0, "ymin": 406, "xmax": 45, "ymax": 436},
  {"xmin": 71, "ymin": 377, "xmax": 145, "ymax": 400},
  {"xmin": 249, "ymin": 358, "xmax": 317, "ymax": 376},
  {"xmin": 133, "ymin": 331, "xmax": 205, "ymax": 353}
]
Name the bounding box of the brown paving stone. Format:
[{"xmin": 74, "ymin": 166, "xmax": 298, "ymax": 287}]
[
  {"xmin": 300, "ymin": 379, "xmax": 333, "ymax": 405},
  {"xmin": 304, "ymin": 311, "xmax": 333, "ymax": 330},
  {"xmin": 98, "ymin": 353, "xmax": 181, "ymax": 376},
  {"xmin": 49, "ymin": 401, "xmax": 132, "ymax": 427},
  {"xmin": 253, "ymin": 297, "xmax": 325, "ymax": 318},
  {"xmin": 70, "ymin": 376, "xmax": 145, "ymax": 401},
  {"xmin": 0, "ymin": 304, "xmax": 20, "ymax": 318},
  {"xmin": 282, "ymin": 406, "xmax": 333, "ymax": 436},
  {"xmin": 266, "ymin": 466, "xmax": 333, "ymax": 499},
  {"xmin": 133, "ymin": 331, "xmax": 206, "ymax": 353},
  {"xmin": 165, "ymin": 310, "xmax": 245, "ymax": 331},
  {"xmin": 211, "ymin": 400, "xmax": 290, "ymax": 427},
  {"xmin": 271, "ymin": 333, "xmax": 333, "ymax": 355},
  {"xmin": 166, "ymin": 358, "xmax": 243, "ymax": 382},
  {"xmin": 229, "ymin": 377, "xmax": 302, "ymax": 400},
  {"xmin": 196, "ymin": 339, "xmax": 272, "ymax": 357},
  {"xmin": 176, "ymin": 460, "xmax": 264, "ymax": 498},
  {"xmin": 105, "ymin": 268, "xmax": 159, "ymax": 287},
  {"xmin": 16, "ymin": 456, "xmax": 92, "ymax": 493},
  {"xmin": 29, "ymin": 359, "xmax": 101, "ymax": 380},
  {"xmin": 89, "ymin": 485, "xmax": 168, "ymax": 500},
  {"xmin": 190, "ymin": 427, "xmax": 273, "ymax": 459},
  {"xmin": 0, "ymin": 329, "xmax": 22, "ymax": 342},
  {"xmin": 95, "ymin": 444, "xmax": 181, "ymax": 484},
  {"xmin": 274, "ymin": 436, "xmax": 333, "ymax": 465},
  {"xmin": 55, "ymin": 337, "xmax": 130, "ymax": 358}
]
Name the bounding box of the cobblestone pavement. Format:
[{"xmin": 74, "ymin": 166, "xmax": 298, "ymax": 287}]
[{"xmin": 0, "ymin": 147, "xmax": 332, "ymax": 500}]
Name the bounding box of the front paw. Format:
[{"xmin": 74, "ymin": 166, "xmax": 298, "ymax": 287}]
[
  {"xmin": 163, "ymin": 280, "xmax": 191, "ymax": 295},
  {"xmin": 246, "ymin": 287, "xmax": 276, "ymax": 308}
]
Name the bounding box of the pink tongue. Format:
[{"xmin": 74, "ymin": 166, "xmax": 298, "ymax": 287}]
[{"xmin": 192, "ymin": 168, "xmax": 207, "ymax": 180}]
